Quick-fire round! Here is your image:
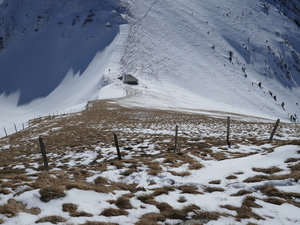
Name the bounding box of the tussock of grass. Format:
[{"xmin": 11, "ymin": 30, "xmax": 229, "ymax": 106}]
[
  {"xmin": 80, "ymin": 222, "xmax": 118, "ymax": 225},
  {"xmin": 289, "ymin": 162, "xmax": 300, "ymax": 171},
  {"xmin": 115, "ymin": 196, "xmax": 133, "ymax": 209},
  {"xmin": 231, "ymin": 190, "xmax": 253, "ymax": 196},
  {"xmin": 204, "ymin": 186, "xmax": 225, "ymax": 193},
  {"xmin": 252, "ymin": 166, "xmax": 283, "ymax": 174},
  {"xmin": 178, "ymin": 185, "xmax": 202, "ymax": 194},
  {"xmin": 139, "ymin": 212, "xmax": 166, "ymax": 222},
  {"xmin": 94, "ymin": 176, "xmax": 110, "ymax": 185},
  {"xmin": 188, "ymin": 162, "xmax": 204, "ymax": 170},
  {"xmin": 0, "ymin": 199, "xmax": 41, "ymax": 218},
  {"xmin": 243, "ymin": 175, "xmax": 268, "ymax": 183},
  {"xmin": 152, "ymin": 186, "xmax": 175, "ymax": 196},
  {"xmin": 169, "ymin": 170, "xmax": 191, "ymax": 177},
  {"xmin": 62, "ymin": 203, "xmax": 78, "ymax": 213},
  {"xmin": 70, "ymin": 168, "xmax": 93, "ymax": 180},
  {"xmin": 70, "ymin": 211, "xmax": 93, "ymax": 217},
  {"xmin": 137, "ymin": 194, "xmax": 155, "ymax": 204},
  {"xmin": 39, "ymin": 186, "xmax": 66, "ymax": 202},
  {"xmin": 35, "ymin": 215, "xmax": 67, "ymax": 224},
  {"xmin": 120, "ymin": 168, "xmax": 138, "ymax": 176},
  {"xmin": 285, "ymin": 158, "xmax": 300, "ymax": 163},
  {"xmin": 263, "ymin": 197, "xmax": 285, "ymax": 205},
  {"xmin": 260, "ymin": 184, "xmax": 300, "ymax": 200},
  {"xmin": 209, "ymin": 180, "xmax": 221, "ymax": 184},
  {"xmin": 226, "ymin": 175, "xmax": 238, "ymax": 180},
  {"xmin": 0, "ymin": 188, "xmax": 11, "ymax": 195},
  {"xmin": 135, "ymin": 220, "xmax": 160, "ymax": 225},
  {"xmin": 222, "ymin": 196, "xmax": 264, "ymax": 222},
  {"xmin": 192, "ymin": 210, "xmax": 221, "ymax": 222},
  {"xmin": 156, "ymin": 202, "xmax": 173, "ymax": 213},
  {"xmin": 100, "ymin": 208, "xmax": 128, "ymax": 217}
]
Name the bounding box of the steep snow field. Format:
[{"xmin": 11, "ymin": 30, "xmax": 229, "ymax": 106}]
[
  {"xmin": 0, "ymin": 0, "xmax": 300, "ymax": 134},
  {"xmin": 0, "ymin": 0, "xmax": 128, "ymax": 136},
  {"xmin": 120, "ymin": 0, "xmax": 300, "ymax": 120}
]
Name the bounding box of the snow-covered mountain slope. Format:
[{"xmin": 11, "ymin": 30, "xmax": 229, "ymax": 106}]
[
  {"xmin": 1, "ymin": 0, "xmax": 300, "ymax": 137},
  {"xmin": 0, "ymin": 0, "xmax": 128, "ymax": 136},
  {"xmin": 120, "ymin": 0, "xmax": 300, "ymax": 120}
]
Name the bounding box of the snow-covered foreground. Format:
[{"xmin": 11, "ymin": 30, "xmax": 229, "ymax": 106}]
[{"xmin": 0, "ymin": 101, "xmax": 299, "ymax": 225}]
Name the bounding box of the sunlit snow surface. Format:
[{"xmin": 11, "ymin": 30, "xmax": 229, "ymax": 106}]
[{"xmin": 0, "ymin": 0, "xmax": 300, "ymax": 134}]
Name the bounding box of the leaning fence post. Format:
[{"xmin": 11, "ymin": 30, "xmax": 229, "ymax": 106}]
[
  {"xmin": 39, "ymin": 137, "xmax": 49, "ymax": 171},
  {"xmin": 114, "ymin": 133, "xmax": 122, "ymax": 160},
  {"xmin": 270, "ymin": 119, "xmax": 280, "ymax": 140},
  {"xmin": 226, "ymin": 116, "xmax": 231, "ymax": 147},
  {"xmin": 174, "ymin": 125, "xmax": 178, "ymax": 152},
  {"xmin": 3, "ymin": 127, "xmax": 7, "ymax": 137},
  {"xmin": 14, "ymin": 124, "xmax": 18, "ymax": 133}
]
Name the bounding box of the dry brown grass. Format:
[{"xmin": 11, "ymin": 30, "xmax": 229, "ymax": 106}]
[
  {"xmin": 70, "ymin": 211, "xmax": 94, "ymax": 217},
  {"xmin": 152, "ymin": 186, "xmax": 175, "ymax": 196},
  {"xmin": 231, "ymin": 190, "xmax": 253, "ymax": 196},
  {"xmin": 62, "ymin": 203, "xmax": 78, "ymax": 213},
  {"xmin": 39, "ymin": 186, "xmax": 66, "ymax": 202},
  {"xmin": 178, "ymin": 185, "xmax": 202, "ymax": 194},
  {"xmin": 289, "ymin": 162, "xmax": 300, "ymax": 171},
  {"xmin": 100, "ymin": 208, "xmax": 128, "ymax": 217},
  {"xmin": 0, "ymin": 187, "xmax": 12, "ymax": 195},
  {"xmin": 115, "ymin": 196, "xmax": 133, "ymax": 209},
  {"xmin": 35, "ymin": 215, "xmax": 67, "ymax": 224},
  {"xmin": 252, "ymin": 166, "xmax": 283, "ymax": 174},
  {"xmin": 204, "ymin": 186, "xmax": 225, "ymax": 193},
  {"xmin": 191, "ymin": 210, "xmax": 222, "ymax": 222},
  {"xmin": 169, "ymin": 170, "xmax": 191, "ymax": 177},
  {"xmin": 222, "ymin": 196, "xmax": 263, "ymax": 222},
  {"xmin": 139, "ymin": 212, "xmax": 166, "ymax": 223},
  {"xmin": 0, "ymin": 199, "xmax": 41, "ymax": 218},
  {"xmin": 209, "ymin": 180, "xmax": 221, "ymax": 184},
  {"xmin": 94, "ymin": 176, "xmax": 110, "ymax": 185},
  {"xmin": 260, "ymin": 184, "xmax": 300, "ymax": 201},
  {"xmin": 120, "ymin": 168, "xmax": 138, "ymax": 176},
  {"xmin": 137, "ymin": 194, "xmax": 156, "ymax": 204},
  {"xmin": 188, "ymin": 162, "xmax": 204, "ymax": 170},
  {"xmin": 243, "ymin": 175, "xmax": 268, "ymax": 183},
  {"xmin": 80, "ymin": 221, "xmax": 119, "ymax": 225},
  {"xmin": 263, "ymin": 197, "xmax": 285, "ymax": 205},
  {"xmin": 80, "ymin": 222, "xmax": 118, "ymax": 225},
  {"xmin": 226, "ymin": 175, "xmax": 238, "ymax": 180},
  {"xmin": 0, "ymin": 98, "xmax": 299, "ymax": 224},
  {"xmin": 285, "ymin": 158, "xmax": 300, "ymax": 163}
]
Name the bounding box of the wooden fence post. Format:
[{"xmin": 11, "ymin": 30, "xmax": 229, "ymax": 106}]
[
  {"xmin": 226, "ymin": 116, "xmax": 231, "ymax": 147},
  {"xmin": 3, "ymin": 127, "xmax": 7, "ymax": 137},
  {"xmin": 39, "ymin": 137, "xmax": 49, "ymax": 171},
  {"xmin": 14, "ymin": 124, "xmax": 17, "ymax": 133},
  {"xmin": 270, "ymin": 119, "xmax": 280, "ymax": 140},
  {"xmin": 174, "ymin": 125, "xmax": 178, "ymax": 152},
  {"xmin": 114, "ymin": 133, "xmax": 122, "ymax": 160}
]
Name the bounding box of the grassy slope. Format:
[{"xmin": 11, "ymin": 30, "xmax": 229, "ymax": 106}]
[{"xmin": 0, "ymin": 99, "xmax": 300, "ymax": 224}]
